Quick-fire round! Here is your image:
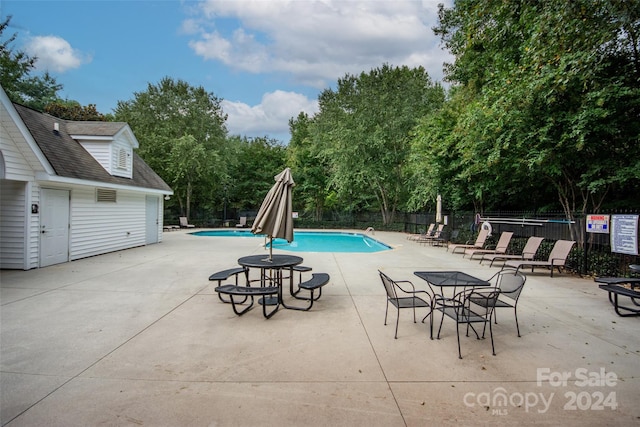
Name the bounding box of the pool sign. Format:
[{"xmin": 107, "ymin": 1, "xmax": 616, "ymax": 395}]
[
  {"xmin": 586, "ymin": 214, "xmax": 609, "ymax": 234},
  {"xmin": 610, "ymin": 215, "xmax": 638, "ymax": 255}
]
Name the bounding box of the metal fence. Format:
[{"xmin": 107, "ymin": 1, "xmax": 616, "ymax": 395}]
[
  {"xmin": 186, "ymin": 207, "xmax": 639, "ymax": 278},
  {"xmin": 404, "ymin": 210, "xmax": 640, "ymax": 278}
]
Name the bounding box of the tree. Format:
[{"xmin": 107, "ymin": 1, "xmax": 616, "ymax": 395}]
[
  {"xmin": 0, "ymin": 16, "xmax": 62, "ymax": 109},
  {"xmin": 114, "ymin": 77, "xmax": 229, "ymax": 220},
  {"xmin": 44, "ymin": 99, "xmax": 108, "ymax": 121},
  {"xmin": 288, "ymin": 112, "xmax": 329, "ymax": 221},
  {"xmin": 429, "ymin": 0, "xmax": 640, "ymax": 229},
  {"xmin": 166, "ymin": 135, "xmax": 217, "ymax": 220},
  {"xmin": 312, "ymin": 64, "xmax": 445, "ymax": 225},
  {"xmin": 228, "ymin": 136, "xmax": 287, "ymax": 212}
]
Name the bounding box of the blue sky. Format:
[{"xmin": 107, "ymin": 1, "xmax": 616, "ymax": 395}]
[{"xmin": 3, "ymin": 0, "xmax": 453, "ymax": 142}]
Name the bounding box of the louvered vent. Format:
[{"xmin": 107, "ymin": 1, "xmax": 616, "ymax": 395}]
[
  {"xmin": 96, "ymin": 188, "xmax": 117, "ymax": 203},
  {"xmin": 117, "ymin": 148, "xmax": 127, "ymax": 169}
]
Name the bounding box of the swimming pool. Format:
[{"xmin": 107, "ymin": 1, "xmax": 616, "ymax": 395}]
[{"xmin": 190, "ymin": 230, "xmax": 392, "ymax": 253}]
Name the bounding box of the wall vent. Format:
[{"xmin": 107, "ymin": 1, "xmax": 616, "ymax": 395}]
[{"xmin": 96, "ymin": 188, "xmax": 117, "ymax": 203}]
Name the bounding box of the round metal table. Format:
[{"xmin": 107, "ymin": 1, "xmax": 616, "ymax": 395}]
[
  {"xmin": 238, "ymin": 254, "xmax": 304, "ymax": 305},
  {"xmin": 238, "ymin": 254, "xmax": 303, "ymax": 270}
]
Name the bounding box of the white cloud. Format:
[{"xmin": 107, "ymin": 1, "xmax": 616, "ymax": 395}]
[
  {"xmin": 188, "ymin": 0, "xmax": 454, "ymax": 87},
  {"xmin": 222, "ymin": 90, "xmax": 319, "ymax": 138},
  {"xmin": 25, "ymin": 36, "xmax": 90, "ymax": 73}
]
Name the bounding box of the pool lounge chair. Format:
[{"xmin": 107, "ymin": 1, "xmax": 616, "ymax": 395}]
[
  {"xmin": 504, "ymin": 240, "xmax": 575, "ymax": 277},
  {"xmin": 407, "ymin": 223, "xmax": 435, "ymax": 241},
  {"xmin": 464, "ymin": 231, "xmax": 513, "ymax": 259},
  {"xmin": 179, "ymin": 217, "xmax": 195, "ymax": 228},
  {"xmin": 480, "ymin": 236, "xmax": 544, "ymax": 267},
  {"xmin": 236, "ymin": 216, "xmax": 247, "ymax": 228},
  {"xmin": 448, "ymin": 228, "xmax": 490, "ymax": 254},
  {"xmin": 415, "ymin": 224, "xmax": 445, "ymax": 245}
]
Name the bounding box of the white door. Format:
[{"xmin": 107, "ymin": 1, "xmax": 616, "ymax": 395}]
[
  {"xmin": 40, "ymin": 188, "xmax": 70, "ymax": 267},
  {"xmin": 145, "ymin": 196, "xmax": 159, "ymax": 244}
]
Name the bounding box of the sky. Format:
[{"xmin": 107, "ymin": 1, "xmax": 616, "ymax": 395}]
[{"xmin": 2, "ymin": 0, "xmax": 454, "ymax": 143}]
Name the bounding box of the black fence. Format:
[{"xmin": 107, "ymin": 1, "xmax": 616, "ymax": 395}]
[
  {"xmin": 404, "ymin": 210, "xmax": 640, "ymax": 278},
  {"xmin": 182, "ymin": 207, "xmax": 640, "ymax": 278}
]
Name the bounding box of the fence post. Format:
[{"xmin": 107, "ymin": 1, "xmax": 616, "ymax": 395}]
[{"xmin": 583, "ymin": 237, "xmax": 588, "ymax": 276}]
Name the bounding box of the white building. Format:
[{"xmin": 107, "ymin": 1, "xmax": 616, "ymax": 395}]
[{"xmin": 0, "ymin": 87, "xmax": 173, "ymax": 269}]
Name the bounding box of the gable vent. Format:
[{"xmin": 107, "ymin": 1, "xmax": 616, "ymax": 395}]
[
  {"xmin": 96, "ymin": 188, "xmax": 117, "ymax": 203},
  {"xmin": 117, "ymin": 148, "xmax": 127, "ymax": 169}
]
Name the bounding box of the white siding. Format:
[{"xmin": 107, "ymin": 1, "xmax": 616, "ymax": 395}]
[
  {"xmin": 0, "ymin": 121, "xmax": 40, "ymax": 181},
  {"xmin": 0, "ymin": 180, "xmax": 27, "ymax": 269},
  {"xmin": 111, "ymin": 139, "xmax": 133, "ymax": 178},
  {"xmin": 158, "ymin": 198, "xmax": 164, "ymax": 243},
  {"xmin": 0, "ymin": 112, "xmax": 40, "ymax": 269},
  {"xmin": 78, "ymin": 141, "xmax": 111, "ymax": 173},
  {"xmin": 26, "ymin": 182, "xmax": 40, "ymax": 269},
  {"xmin": 69, "ymin": 187, "xmax": 147, "ymax": 260},
  {"xmin": 78, "ymin": 138, "xmax": 133, "ymax": 179}
]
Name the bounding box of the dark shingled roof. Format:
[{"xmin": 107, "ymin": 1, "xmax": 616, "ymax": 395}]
[
  {"xmin": 14, "ymin": 103, "xmax": 171, "ymax": 192},
  {"xmin": 65, "ymin": 121, "xmax": 129, "ymax": 137}
]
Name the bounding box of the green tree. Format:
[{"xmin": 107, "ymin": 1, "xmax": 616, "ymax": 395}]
[
  {"xmin": 0, "ymin": 16, "xmax": 62, "ymax": 109},
  {"xmin": 288, "ymin": 112, "xmax": 329, "ymax": 221},
  {"xmin": 313, "ymin": 64, "xmax": 445, "ymax": 225},
  {"xmin": 114, "ymin": 77, "xmax": 228, "ymax": 220},
  {"xmin": 166, "ymin": 135, "xmax": 217, "ymax": 219},
  {"xmin": 428, "ymin": 0, "xmax": 640, "ymax": 228},
  {"xmin": 228, "ymin": 136, "xmax": 287, "ymax": 212},
  {"xmin": 44, "ymin": 99, "xmax": 108, "ymax": 121}
]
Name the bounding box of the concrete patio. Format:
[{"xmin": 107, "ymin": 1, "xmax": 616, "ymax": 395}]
[{"xmin": 1, "ymin": 230, "xmax": 639, "ymax": 426}]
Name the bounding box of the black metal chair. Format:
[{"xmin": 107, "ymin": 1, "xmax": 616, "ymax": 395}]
[
  {"xmin": 378, "ymin": 270, "xmax": 432, "ymax": 339},
  {"xmin": 485, "ymin": 268, "xmax": 527, "ymax": 337},
  {"xmin": 437, "ymin": 287, "xmax": 500, "ymax": 359}
]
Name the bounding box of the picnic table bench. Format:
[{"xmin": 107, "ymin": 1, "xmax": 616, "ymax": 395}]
[
  {"xmin": 595, "ymin": 266, "xmax": 640, "ymax": 317},
  {"xmin": 214, "ymin": 284, "xmax": 280, "ymax": 318}
]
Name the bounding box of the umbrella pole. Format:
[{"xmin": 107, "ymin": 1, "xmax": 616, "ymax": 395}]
[{"xmin": 269, "ymin": 236, "xmax": 273, "ymax": 260}]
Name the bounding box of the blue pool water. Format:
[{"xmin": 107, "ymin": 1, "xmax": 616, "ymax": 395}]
[{"xmin": 190, "ymin": 230, "xmax": 391, "ymax": 253}]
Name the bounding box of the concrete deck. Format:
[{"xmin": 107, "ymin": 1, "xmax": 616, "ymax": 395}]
[{"xmin": 1, "ymin": 230, "xmax": 639, "ymax": 426}]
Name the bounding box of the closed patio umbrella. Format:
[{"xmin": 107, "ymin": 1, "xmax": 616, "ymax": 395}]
[
  {"xmin": 436, "ymin": 194, "xmax": 442, "ymax": 224},
  {"xmin": 251, "ymin": 167, "xmax": 295, "ymax": 260}
]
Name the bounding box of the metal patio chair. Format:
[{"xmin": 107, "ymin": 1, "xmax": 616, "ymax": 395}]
[
  {"xmin": 437, "ymin": 287, "xmax": 500, "ymax": 359},
  {"xmin": 379, "ymin": 270, "xmax": 433, "ymax": 339}
]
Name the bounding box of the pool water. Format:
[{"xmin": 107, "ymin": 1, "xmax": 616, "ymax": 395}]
[{"xmin": 190, "ymin": 230, "xmax": 391, "ymax": 253}]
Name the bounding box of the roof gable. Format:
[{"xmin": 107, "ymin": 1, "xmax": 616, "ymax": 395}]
[{"xmin": 12, "ymin": 103, "xmax": 171, "ymax": 193}]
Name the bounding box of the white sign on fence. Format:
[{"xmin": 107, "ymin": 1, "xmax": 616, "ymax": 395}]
[
  {"xmin": 610, "ymin": 214, "xmax": 638, "ymax": 255},
  {"xmin": 586, "ymin": 214, "xmax": 610, "ymax": 234}
]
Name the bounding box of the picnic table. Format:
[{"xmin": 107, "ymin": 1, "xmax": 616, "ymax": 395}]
[{"xmin": 594, "ymin": 265, "xmax": 640, "ymax": 317}]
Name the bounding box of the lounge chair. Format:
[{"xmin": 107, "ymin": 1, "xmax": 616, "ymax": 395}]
[
  {"xmin": 447, "ymin": 228, "xmax": 490, "ymax": 254},
  {"xmin": 504, "ymin": 240, "xmax": 575, "ymax": 277},
  {"xmin": 407, "ymin": 223, "xmax": 435, "ymax": 241},
  {"xmin": 464, "ymin": 231, "xmax": 513, "ymax": 259},
  {"xmin": 179, "ymin": 216, "xmax": 195, "ymax": 228},
  {"xmin": 415, "ymin": 224, "xmax": 445, "ymax": 245},
  {"xmin": 235, "ymin": 216, "xmax": 247, "ymax": 228},
  {"xmin": 480, "ymin": 236, "xmax": 544, "ymax": 267}
]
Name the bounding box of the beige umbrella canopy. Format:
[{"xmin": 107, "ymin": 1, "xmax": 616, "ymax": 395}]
[{"xmin": 251, "ymin": 167, "xmax": 295, "ymax": 260}]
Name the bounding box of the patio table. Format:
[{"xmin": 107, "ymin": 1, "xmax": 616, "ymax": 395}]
[
  {"xmin": 238, "ymin": 254, "xmax": 303, "ymax": 305},
  {"xmin": 414, "ymin": 271, "xmax": 491, "ymax": 338}
]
